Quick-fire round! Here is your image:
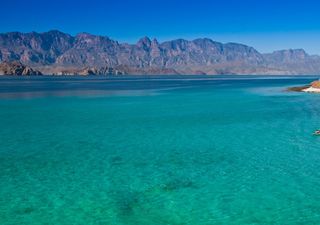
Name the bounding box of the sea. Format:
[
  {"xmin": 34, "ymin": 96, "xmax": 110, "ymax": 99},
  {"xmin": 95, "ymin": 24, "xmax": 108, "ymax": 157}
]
[{"xmin": 0, "ymin": 75, "xmax": 320, "ymax": 224}]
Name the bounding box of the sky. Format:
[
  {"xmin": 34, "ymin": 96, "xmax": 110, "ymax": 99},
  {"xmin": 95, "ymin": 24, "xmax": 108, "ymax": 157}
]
[{"xmin": 1, "ymin": 0, "xmax": 320, "ymax": 54}]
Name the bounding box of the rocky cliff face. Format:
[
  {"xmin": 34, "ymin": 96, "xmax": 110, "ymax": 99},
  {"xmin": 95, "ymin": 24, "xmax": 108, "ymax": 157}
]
[
  {"xmin": 263, "ymin": 49, "xmax": 320, "ymax": 74},
  {"xmin": 0, "ymin": 30, "xmax": 320, "ymax": 75},
  {"xmin": 0, "ymin": 30, "xmax": 74, "ymax": 66},
  {"xmin": 0, "ymin": 61, "xmax": 42, "ymax": 75}
]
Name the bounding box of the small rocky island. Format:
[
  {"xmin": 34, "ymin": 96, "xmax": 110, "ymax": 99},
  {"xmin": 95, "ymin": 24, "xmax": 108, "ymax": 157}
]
[{"xmin": 288, "ymin": 80, "xmax": 320, "ymax": 93}]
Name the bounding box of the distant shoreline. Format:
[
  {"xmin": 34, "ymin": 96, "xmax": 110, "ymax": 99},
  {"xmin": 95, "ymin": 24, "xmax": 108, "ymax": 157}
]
[{"xmin": 1, "ymin": 75, "xmax": 320, "ymax": 79}]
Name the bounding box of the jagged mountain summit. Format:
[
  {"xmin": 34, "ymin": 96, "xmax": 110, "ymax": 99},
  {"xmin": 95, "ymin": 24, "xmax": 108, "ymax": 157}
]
[{"xmin": 0, "ymin": 30, "xmax": 319, "ymax": 75}]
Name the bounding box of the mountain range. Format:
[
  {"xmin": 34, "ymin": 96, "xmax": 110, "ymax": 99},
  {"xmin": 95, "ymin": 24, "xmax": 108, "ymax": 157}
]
[{"xmin": 1, "ymin": 30, "xmax": 320, "ymax": 75}]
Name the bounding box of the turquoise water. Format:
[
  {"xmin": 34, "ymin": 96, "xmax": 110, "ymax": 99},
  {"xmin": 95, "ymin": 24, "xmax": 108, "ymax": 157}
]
[{"xmin": 1, "ymin": 76, "xmax": 320, "ymax": 224}]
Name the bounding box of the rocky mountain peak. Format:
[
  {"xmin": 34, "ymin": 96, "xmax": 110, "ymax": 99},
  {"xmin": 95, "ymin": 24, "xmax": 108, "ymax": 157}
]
[
  {"xmin": 151, "ymin": 38, "xmax": 159, "ymax": 47},
  {"xmin": 46, "ymin": 30, "xmax": 68, "ymax": 36},
  {"xmin": 75, "ymin": 32, "xmax": 94, "ymax": 38},
  {"xmin": 137, "ymin": 36, "xmax": 152, "ymax": 49},
  {"xmin": 278, "ymin": 49, "xmax": 307, "ymax": 59},
  {"xmin": 264, "ymin": 48, "xmax": 309, "ymax": 64}
]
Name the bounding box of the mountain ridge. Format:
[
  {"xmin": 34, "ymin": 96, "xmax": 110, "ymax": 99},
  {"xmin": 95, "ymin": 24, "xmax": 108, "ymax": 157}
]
[{"xmin": 0, "ymin": 30, "xmax": 319, "ymax": 75}]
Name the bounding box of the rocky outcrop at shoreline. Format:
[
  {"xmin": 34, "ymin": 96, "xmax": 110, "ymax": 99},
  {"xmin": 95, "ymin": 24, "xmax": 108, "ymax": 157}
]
[
  {"xmin": 0, "ymin": 61, "xmax": 127, "ymax": 76},
  {"xmin": 0, "ymin": 61, "xmax": 42, "ymax": 75},
  {"xmin": 51, "ymin": 67, "xmax": 126, "ymax": 76},
  {"xmin": 288, "ymin": 80, "xmax": 320, "ymax": 93}
]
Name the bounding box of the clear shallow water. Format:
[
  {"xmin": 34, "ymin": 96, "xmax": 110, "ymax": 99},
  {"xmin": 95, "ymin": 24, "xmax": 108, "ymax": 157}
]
[{"xmin": 1, "ymin": 76, "xmax": 320, "ymax": 224}]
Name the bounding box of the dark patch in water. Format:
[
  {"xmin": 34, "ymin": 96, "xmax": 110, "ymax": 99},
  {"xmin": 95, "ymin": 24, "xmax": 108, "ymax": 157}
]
[
  {"xmin": 111, "ymin": 190, "xmax": 141, "ymax": 216},
  {"xmin": 160, "ymin": 178, "xmax": 195, "ymax": 192},
  {"xmin": 110, "ymin": 156, "xmax": 123, "ymax": 166},
  {"xmin": 15, "ymin": 207, "xmax": 35, "ymax": 215}
]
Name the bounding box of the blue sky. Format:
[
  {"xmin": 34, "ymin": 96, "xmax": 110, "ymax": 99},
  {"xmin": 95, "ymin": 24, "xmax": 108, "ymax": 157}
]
[{"xmin": 1, "ymin": 0, "xmax": 320, "ymax": 54}]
